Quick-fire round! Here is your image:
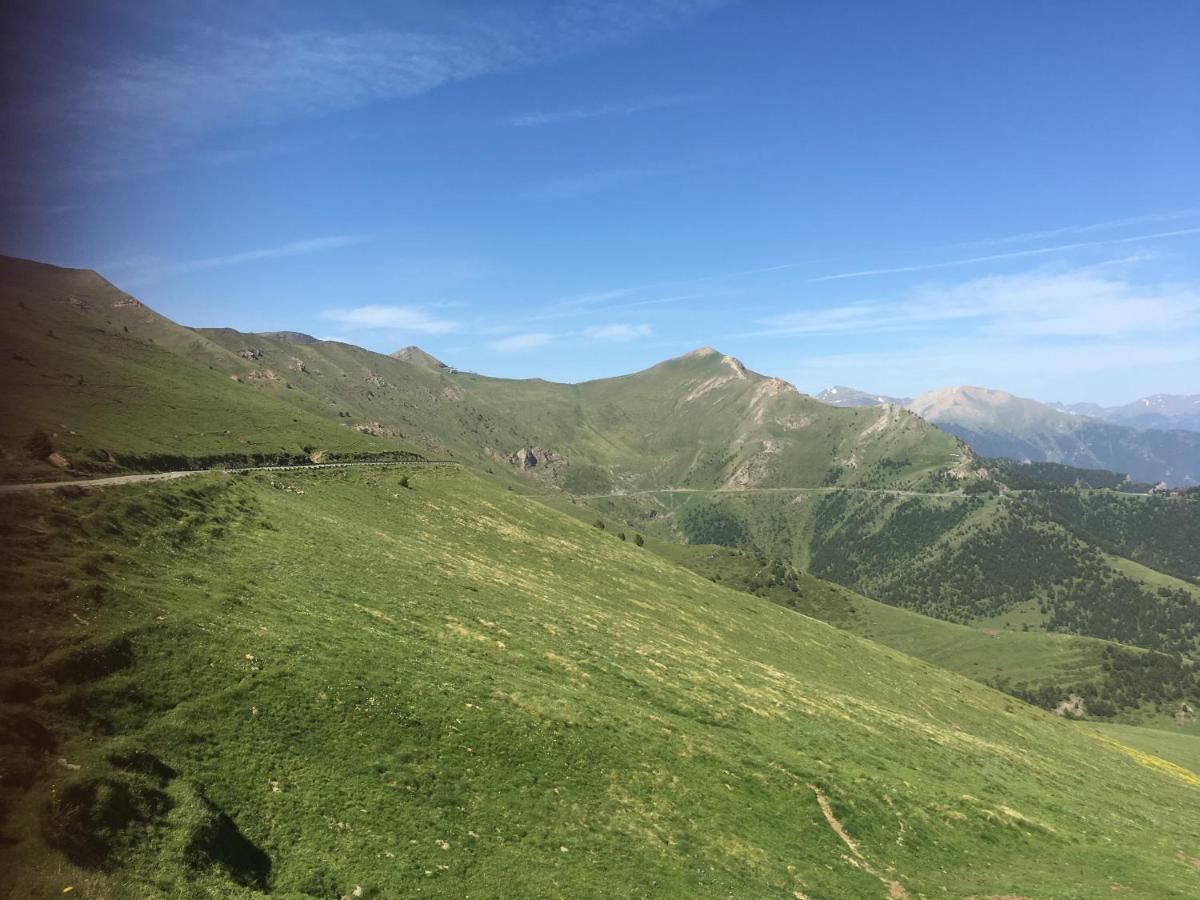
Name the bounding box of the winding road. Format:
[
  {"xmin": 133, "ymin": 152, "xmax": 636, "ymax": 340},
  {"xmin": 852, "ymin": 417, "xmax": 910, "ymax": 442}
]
[
  {"xmin": 573, "ymin": 485, "xmax": 966, "ymax": 500},
  {"xmin": 0, "ymin": 460, "xmax": 458, "ymax": 495}
]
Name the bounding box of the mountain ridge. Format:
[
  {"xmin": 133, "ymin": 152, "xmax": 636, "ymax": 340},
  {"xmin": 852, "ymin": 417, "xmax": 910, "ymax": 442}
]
[
  {"xmin": 3, "ymin": 255, "xmax": 1197, "ymax": 665},
  {"xmin": 816, "ymin": 382, "xmax": 1200, "ymax": 486}
]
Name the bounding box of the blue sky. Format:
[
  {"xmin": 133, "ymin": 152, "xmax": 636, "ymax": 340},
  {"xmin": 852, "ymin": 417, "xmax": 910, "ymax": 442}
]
[{"xmin": 3, "ymin": 0, "xmax": 1198, "ymax": 404}]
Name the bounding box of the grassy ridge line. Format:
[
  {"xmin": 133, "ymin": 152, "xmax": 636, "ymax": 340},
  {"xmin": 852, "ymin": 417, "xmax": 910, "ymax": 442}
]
[
  {"xmin": 191, "ymin": 328, "xmax": 971, "ymax": 494},
  {"xmin": 3, "ymin": 466, "xmax": 1200, "ymax": 897},
  {"xmin": 0, "ymin": 257, "xmax": 420, "ymax": 482}
]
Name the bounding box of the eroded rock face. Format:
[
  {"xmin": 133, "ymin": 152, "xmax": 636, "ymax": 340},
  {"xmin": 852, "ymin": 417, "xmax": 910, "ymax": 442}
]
[{"xmin": 508, "ymin": 447, "xmax": 556, "ymax": 469}]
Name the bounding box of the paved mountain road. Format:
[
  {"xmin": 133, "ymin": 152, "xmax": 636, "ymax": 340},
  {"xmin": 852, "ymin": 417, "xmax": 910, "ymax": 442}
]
[{"xmin": 0, "ymin": 460, "xmax": 458, "ymax": 495}]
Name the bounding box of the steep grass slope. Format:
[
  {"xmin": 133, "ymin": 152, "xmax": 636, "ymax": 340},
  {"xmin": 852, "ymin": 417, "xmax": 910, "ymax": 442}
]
[
  {"xmin": 0, "ymin": 257, "xmax": 413, "ymax": 480},
  {"xmin": 584, "ymin": 486, "xmax": 1200, "ymax": 658},
  {"xmin": 645, "ymin": 541, "xmax": 1200, "ymax": 730},
  {"xmin": 2, "ymin": 467, "xmax": 1199, "ymax": 898},
  {"xmin": 1085, "ymin": 723, "xmax": 1200, "ymax": 772}
]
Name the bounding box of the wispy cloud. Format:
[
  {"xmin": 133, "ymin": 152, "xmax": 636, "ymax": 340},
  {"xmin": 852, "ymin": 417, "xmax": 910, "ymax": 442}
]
[
  {"xmin": 115, "ymin": 235, "xmax": 369, "ymax": 285},
  {"xmin": 30, "ymin": 2, "xmax": 729, "ymax": 181},
  {"xmin": 526, "ymin": 164, "xmax": 672, "ymax": 201},
  {"xmin": 953, "ymin": 208, "xmax": 1200, "ymax": 249},
  {"xmin": 323, "ymin": 304, "xmax": 460, "ymax": 334},
  {"xmin": 557, "ymin": 212, "xmax": 1200, "ymax": 296},
  {"xmin": 526, "ymin": 155, "xmax": 722, "ymax": 201},
  {"xmin": 180, "ymin": 236, "xmax": 368, "ymax": 274},
  {"xmin": 584, "ymin": 323, "xmax": 653, "ymax": 341},
  {"xmin": 530, "ymin": 289, "xmax": 708, "ymax": 322},
  {"xmin": 753, "ymin": 267, "xmax": 1200, "ymax": 339},
  {"xmin": 808, "ymin": 227, "xmax": 1200, "ymax": 283},
  {"xmin": 489, "ymin": 331, "xmax": 555, "ymax": 352},
  {"xmin": 507, "ymin": 93, "xmax": 697, "ymax": 127}
]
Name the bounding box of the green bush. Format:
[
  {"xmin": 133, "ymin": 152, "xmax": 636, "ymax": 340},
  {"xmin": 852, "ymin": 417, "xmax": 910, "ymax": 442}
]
[{"xmin": 27, "ymin": 427, "xmax": 53, "ymax": 460}]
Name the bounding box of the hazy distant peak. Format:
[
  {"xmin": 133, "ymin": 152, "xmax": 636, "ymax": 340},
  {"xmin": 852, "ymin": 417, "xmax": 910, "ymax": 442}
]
[
  {"xmin": 909, "ymin": 385, "xmax": 1035, "ymax": 422},
  {"xmin": 256, "ymin": 330, "xmax": 319, "ymax": 344},
  {"xmin": 1049, "ymin": 393, "xmax": 1200, "ymax": 432},
  {"xmin": 815, "ymin": 385, "xmax": 912, "ymax": 407},
  {"xmin": 391, "ymin": 346, "xmax": 449, "ymax": 370}
]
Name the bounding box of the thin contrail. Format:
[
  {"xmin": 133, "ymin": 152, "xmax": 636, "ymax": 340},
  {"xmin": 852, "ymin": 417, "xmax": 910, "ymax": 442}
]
[{"xmin": 808, "ymin": 227, "xmax": 1200, "ymax": 283}]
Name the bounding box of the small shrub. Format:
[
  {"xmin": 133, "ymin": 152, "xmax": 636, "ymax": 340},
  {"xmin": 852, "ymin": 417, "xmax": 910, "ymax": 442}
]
[
  {"xmin": 593, "ymin": 519, "xmax": 605, "ymax": 530},
  {"xmin": 634, "ymin": 534, "xmax": 644, "ymax": 547},
  {"xmin": 618, "ymin": 532, "xmax": 626, "ymax": 541},
  {"xmin": 398, "ymin": 475, "xmax": 410, "ymax": 489},
  {"xmin": 27, "ymin": 427, "xmax": 53, "ymax": 460}
]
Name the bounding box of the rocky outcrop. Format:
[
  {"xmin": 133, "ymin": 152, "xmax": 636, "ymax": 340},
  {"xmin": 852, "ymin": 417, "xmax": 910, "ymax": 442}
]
[
  {"xmin": 725, "ymin": 439, "xmax": 782, "ymax": 489},
  {"xmin": 1053, "ymin": 694, "xmax": 1087, "ymax": 719},
  {"xmin": 352, "ymin": 421, "xmax": 398, "ymax": 437},
  {"xmin": 508, "ymin": 447, "xmax": 557, "ymax": 469},
  {"xmin": 1177, "ymin": 701, "xmax": 1196, "ymax": 725}
]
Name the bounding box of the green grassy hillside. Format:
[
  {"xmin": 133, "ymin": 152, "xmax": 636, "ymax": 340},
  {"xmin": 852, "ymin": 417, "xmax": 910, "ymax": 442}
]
[
  {"xmin": 1085, "ymin": 723, "xmax": 1200, "ymax": 773},
  {"xmin": 646, "ymin": 541, "xmax": 1200, "ymax": 729},
  {"xmin": 2, "ymin": 466, "xmax": 1199, "ymax": 898},
  {"xmin": 581, "ymin": 486, "xmax": 1200, "ymax": 658},
  {"xmin": 13, "ymin": 254, "xmax": 1194, "ymax": 661},
  {"xmin": 0, "ymin": 257, "xmax": 416, "ymax": 481},
  {"xmin": 188, "ymin": 328, "xmax": 974, "ymax": 493}
]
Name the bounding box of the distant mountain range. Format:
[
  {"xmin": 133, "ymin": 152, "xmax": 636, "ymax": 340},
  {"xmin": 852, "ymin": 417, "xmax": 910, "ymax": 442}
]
[
  {"xmin": 817, "ymin": 383, "xmax": 1200, "ymax": 486},
  {"xmin": 1048, "ymin": 394, "xmax": 1200, "ymax": 432}
]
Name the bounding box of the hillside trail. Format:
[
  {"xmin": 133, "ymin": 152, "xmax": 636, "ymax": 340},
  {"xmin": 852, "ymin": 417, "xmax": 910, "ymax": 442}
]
[
  {"xmin": 0, "ymin": 460, "xmax": 456, "ymax": 495},
  {"xmin": 573, "ymin": 485, "xmax": 965, "ymax": 500}
]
